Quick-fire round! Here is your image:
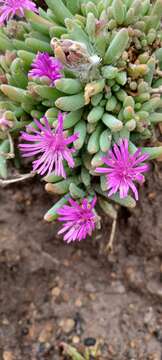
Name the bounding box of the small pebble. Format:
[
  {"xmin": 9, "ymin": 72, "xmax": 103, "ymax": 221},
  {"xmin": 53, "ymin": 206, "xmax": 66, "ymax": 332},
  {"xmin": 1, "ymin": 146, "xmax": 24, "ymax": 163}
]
[
  {"xmin": 3, "ymin": 352, "xmax": 13, "ymax": 360},
  {"xmin": 63, "ymin": 260, "xmax": 70, "ymax": 267},
  {"xmin": 129, "ymin": 339, "xmax": 137, "ymax": 349},
  {"xmin": 110, "ymin": 272, "xmax": 117, "ymax": 279},
  {"xmin": 89, "ymin": 293, "xmax": 96, "ymax": 301},
  {"xmin": 51, "ymin": 287, "xmax": 61, "ymax": 297},
  {"xmin": 147, "ymin": 281, "xmax": 162, "ymax": 298},
  {"xmin": 108, "ymin": 344, "xmax": 116, "ymax": 356},
  {"xmin": 38, "ymin": 322, "xmax": 53, "ymax": 342},
  {"xmin": 125, "ymin": 266, "xmax": 145, "ymax": 289},
  {"xmin": 72, "ymin": 336, "xmax": 80, "ymax": 345},
  {"xmin": 84, "ymin": 337, "xmax": 96, "ymax": 347},
  {"xmin": 144, "ymin": 307, "xmax": 155, "ymax": 327},
  {"xmin": 2, "ymin": 318, "xmax": 9, "ymax": 325},
  {"xmin": 75, "ymin": 298, "xmax": 82, "ymax": 308},
  {"xmin": 59, "ymin": 318, "xmax": 75, "ymax": 334},
  {"xmin": 148, "ymin": 192, "xmax": 156, "ymax": 200}
]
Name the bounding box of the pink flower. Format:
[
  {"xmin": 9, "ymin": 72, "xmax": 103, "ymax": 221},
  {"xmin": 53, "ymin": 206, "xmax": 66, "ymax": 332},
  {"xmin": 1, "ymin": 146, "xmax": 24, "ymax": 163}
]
[
  {"xmin": 57, "ymin": 197, "xmax": 97, "ymax": 243},
  {"xmin": 0, "ymin": 0, "xmax": 37, "ymax": 25},
  {"xmin": 0, "ymin": 113, "xmax": 13, "ymax": 131},
  {"xmin": 28, "ymin": 52, "xmax": 63, "ymax": 86},
  {"xmin": 96, "ymin": 139, "xmax": 149, "ymax": 201},
  {"xmin": 19, "ymin": 112, "xmax": 79, "ymax": 177}
]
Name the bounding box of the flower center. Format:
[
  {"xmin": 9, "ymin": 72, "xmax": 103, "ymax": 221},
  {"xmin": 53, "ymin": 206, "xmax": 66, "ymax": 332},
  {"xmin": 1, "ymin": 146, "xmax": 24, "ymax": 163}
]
[
  {"xmin": 117, "ymin": 162, "xmax": 132, "ymax": 180},
  {"xmin": 122, "ymin": 169, "xmax": 127, "ymax": 176},
  {"xmin": 79, "ymin": 209, "xmax": 94, "ymax": 225},
  {"xmin": 45, "ymin": 133, "xmax": 65, "ymax": 152}
]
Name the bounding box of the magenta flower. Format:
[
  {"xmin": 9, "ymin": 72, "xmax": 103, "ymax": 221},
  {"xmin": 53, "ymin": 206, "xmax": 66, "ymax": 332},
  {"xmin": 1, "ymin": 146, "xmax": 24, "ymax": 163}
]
[
  {"xmin": 28, "ymin": 52, "xmax": 63, "ymax": 86},
  {"xmin": 19, "ymin": 112, "xmax": 79, "ymax": 177},
  {"xmin": 0, "ymin": 113, "xmax": 13, "ymax": 131},
  {"xmin": 96, "ymin": 139, "xmax": 149, "ymax": 201},
  {"xmin": 57, "ymin": 197, "xmax": 97, "ymax": 243},
  {"xmin": 0, "ymin": 0, "xmax": 37, "ymax": 25}
]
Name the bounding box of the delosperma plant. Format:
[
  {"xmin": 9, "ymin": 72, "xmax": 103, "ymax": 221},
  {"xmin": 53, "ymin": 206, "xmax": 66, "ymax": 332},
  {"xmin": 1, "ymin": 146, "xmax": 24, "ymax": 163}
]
[{"xmin": 1, "ymin": 0, "xmax": 162, "ymax": 244}]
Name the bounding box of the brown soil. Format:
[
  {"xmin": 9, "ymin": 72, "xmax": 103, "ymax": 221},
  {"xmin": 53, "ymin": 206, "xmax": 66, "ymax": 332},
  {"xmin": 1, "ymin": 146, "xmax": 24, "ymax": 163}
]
[{"xmin": 0, "ymin": 169, "xmax": 162, "ymax": 360}]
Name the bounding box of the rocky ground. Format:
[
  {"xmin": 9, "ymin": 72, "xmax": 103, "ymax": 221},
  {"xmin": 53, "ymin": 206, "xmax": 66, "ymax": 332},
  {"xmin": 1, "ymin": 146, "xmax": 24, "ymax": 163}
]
[{"xmin": 0, "ymin": 167, "xmax": 162, "ymax": 360}]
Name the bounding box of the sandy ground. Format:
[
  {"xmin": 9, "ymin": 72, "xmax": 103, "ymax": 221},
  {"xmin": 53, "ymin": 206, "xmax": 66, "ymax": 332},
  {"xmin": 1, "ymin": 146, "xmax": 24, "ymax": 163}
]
[{"xmin": 0, "ymin": 170, "xmax": 162, "ymax": 359}]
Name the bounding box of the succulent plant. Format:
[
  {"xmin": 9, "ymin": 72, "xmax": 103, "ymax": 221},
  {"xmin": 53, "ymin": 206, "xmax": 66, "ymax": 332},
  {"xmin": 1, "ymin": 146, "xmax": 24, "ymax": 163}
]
[{"xmin": 1, "ymin": 0, "xmax": 162, "ymax": 243}]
